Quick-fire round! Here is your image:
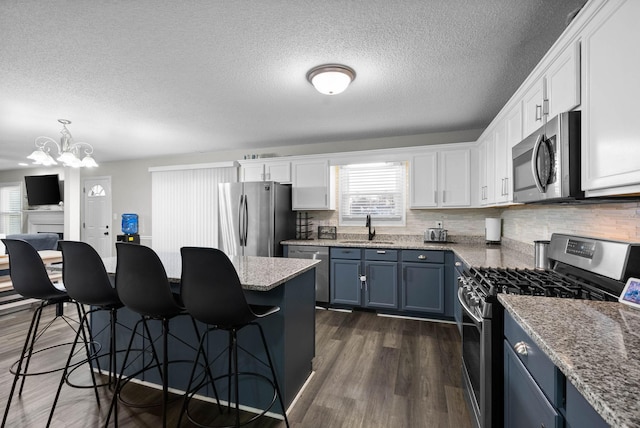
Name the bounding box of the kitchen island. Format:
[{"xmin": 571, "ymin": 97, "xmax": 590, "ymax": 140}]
[
  {"xmin": 98, "ymin": 254, "xmax": 319, "ymax": 417},
  {"xmin": 499, "ymin": 294, "xmax": 640, "ymax": 428}
]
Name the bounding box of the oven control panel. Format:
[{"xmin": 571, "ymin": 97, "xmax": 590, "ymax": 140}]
[{"xmin": 566, "ymin": 239, "xmax": 596, "ymax": 259}]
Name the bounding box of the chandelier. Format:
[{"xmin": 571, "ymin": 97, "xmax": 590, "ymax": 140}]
[{"xmin": 27, "ymin": 119, "xmax": 98, "ymax": 168}]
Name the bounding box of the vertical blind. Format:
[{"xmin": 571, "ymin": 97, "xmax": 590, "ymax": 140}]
[
  {"xmin": 151, "ymin": 166, "xmax": 237, "ymax": 253},
  {"xmin": 339, "ymin": 162, "xmax": 406, "ymax": 226},
  {"xmin": 0, "ymin": 182, "xmax": 22, "ymax": 234}
]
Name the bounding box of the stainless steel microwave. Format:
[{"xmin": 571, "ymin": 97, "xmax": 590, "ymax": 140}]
[{"xmin": 512, "ymin": 111, "xmax": 583, "ymax": 203}]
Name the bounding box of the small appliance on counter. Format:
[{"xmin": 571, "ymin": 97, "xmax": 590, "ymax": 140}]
[
  {"xmin": 485, "ymin": 218, "xmax": 501, "ymax": 244},
  {"xmin": 317, "ymin": 226, "xmax": 337, "ymax": 240},
  {"xmin": 424, "ymin": 228, "xmax": 448, "ymax": 242},
  {"xmin": 534, "ymin": 240, "xmax": 551, "ymax": 270}
]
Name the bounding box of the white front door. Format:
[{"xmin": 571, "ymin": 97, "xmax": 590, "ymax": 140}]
[{"xmin": 82, "ymin": 177, "xmax": 112, "ymax": 257}]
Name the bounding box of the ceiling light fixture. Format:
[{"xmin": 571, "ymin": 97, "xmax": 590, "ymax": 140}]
[
  {"xmin": 307, "ymin": 64, "xmax": 356, "ymax": 95},
  {"xmin": 27, "ymin": 119, "xmax": 98, "ymax": 168}
]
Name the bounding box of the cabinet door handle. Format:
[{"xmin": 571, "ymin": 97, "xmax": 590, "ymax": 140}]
[
  {"xmin": 535, "ymin": 104, "xmax": 542, "ymax": 121},
  {"xmin": 514, "ymin": 341, "xmax": 529, "ymax": 356},
  {"xmin": 442, "ymin": 190, "xmax": 446, "ymax": 204},
  {"xmin": 377, "ymin": 250, "xmax": 386, "ymax": 254},
  {"xmin": 434, "ymin": 190, "xmax": 437, "ymax": 203},
  {"xmin": 454, "ymin": 261, "xmax": 462, "ymax": 267},
  {"xmin": 418, "ymin": 255, "xmax": 427, "ymax": 260}
]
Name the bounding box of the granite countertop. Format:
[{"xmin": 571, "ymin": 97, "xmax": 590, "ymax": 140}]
[
  {"xmin": 499, "ymin": 295, "xmax": 640, "ymax": 428},
  {"xmin": 103, "ymin": 253, "xmax": 319, "ymax": 292},
  {"xmin": 283, "ymin": 236, "xmax": 535, "ymax": 269}
]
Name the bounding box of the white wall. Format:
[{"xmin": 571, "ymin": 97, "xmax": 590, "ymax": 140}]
[{"xmin": 5, "ymin": 127, "xmax": 639, "ymax": 248}]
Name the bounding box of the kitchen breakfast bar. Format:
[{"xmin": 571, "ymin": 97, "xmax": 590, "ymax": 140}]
[{"xmin": 98, "ymin": 254, "xmax": 319, "ymax": 417}]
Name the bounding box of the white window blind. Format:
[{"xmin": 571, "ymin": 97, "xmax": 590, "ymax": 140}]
[
  {"xmin": 151, "ymin": 166, "xmax": 237, "ymax": 253},
  {"xmin": 0, "ymin": 182, "xmax": 22, "ymax": 234},
  {"xmin": 339, "ymin": 162, "xmax": 406, "ymax": 226}
]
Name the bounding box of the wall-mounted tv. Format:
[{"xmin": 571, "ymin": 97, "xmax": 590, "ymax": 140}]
[{"xmin": 24, "ymin": 174, "xmax": 62, "ymax": 206}]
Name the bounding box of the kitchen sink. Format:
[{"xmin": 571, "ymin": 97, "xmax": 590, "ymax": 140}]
[{"xmin": 340, "ymin": 240, "xmax": 395, "ymax": 245}]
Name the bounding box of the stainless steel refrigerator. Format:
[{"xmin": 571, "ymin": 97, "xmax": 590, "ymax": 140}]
[{"xmin": 218, "ymin": 182, "xmax": 295, "ymax": 257}]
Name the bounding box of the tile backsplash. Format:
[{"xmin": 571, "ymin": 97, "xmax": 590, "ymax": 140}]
[{"xmin": 306, "ymin": 201, "xmax": 640, "ymax": 244}]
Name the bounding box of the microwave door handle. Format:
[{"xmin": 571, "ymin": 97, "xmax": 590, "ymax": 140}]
[{"xmin": 530, "ymin": 134, "xmax": 547, "ymax": 193}]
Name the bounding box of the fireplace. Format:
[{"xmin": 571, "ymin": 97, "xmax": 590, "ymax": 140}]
[{"xmin": 26, "ymin": 210, "xmax": 64, "ymax": 238}]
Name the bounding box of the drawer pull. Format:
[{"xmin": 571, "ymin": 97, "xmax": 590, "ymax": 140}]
[
  {"xmin": 377, "ymin": 250, "xmax": 386, "ymax": 254},
  {"xmin": 418, "ymin": 255, "xmax": 427, "ymax": 260},
  {"xmin": 514, "ymin": 341, "xmax": 529, "ymax": 356}
]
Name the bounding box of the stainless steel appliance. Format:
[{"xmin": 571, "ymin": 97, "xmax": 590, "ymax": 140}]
[
  {"xmin": 512, "ymin": 111, "xmax": 582, "ymax": 203},
  {"xmin": 424, "ymin": 228, "xmax": 448, "ymax": 242},
  {"xmin": 287, "ymin": 245, "xmax": 329, "ymax": 303},
  {"xmin": 458, "ymin": 233, "xmax": 640, "ymax": 428},
  {"xmin": 218, "ymin": 182, "xmax": 295, "ymax": 257}
]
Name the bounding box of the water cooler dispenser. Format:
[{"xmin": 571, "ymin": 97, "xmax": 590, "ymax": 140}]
[{"xmin": 116, "ymin": 213, "xmax": 140, "ymax": 244}]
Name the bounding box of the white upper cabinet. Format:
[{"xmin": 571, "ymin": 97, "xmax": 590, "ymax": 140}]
[
  {"xmin": 291, "ymin": 159, "xmax": 335, "ymax": 210},
  {"xmin": 410, "ymin": 152, "xmax": 438, "ymax": 208},
  {"xmin": 410, "ymin": 148, "xmax": 471, "ymax": 208},
  {"xmin": 522, "ymin": 41, "xmax": 580, "ymax": 138},
  {"xmin": 546, "ymin": 41, "xmax": 581, "ymax": 119},
  {"xmin": 521, "ymin": 79, "xmax": 545, "ymax": 139},
  {"xmin": 501, "ymin": 102, "xmax": 523, "ymax": 203},
  {"xmin": 240, "ymin": 160, "xmax": 291, "ymax": 183},
  {"xmin": 440, "ymin": 149, "xmax": 471, "ymax": 207},
  {"xmin": 581, "ymin": 0, "xmax": 640, "ymax": 196},
  {"xmin": 477, "ymin": 134, "xmax": 495, "ymax": 206}
]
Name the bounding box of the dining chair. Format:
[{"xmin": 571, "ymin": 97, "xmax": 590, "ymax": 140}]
[
  {"xmin": 1, "ymin": 238, "xmax": 88, "ymax": 427},
  {"xmin": 106, "ymin": 243, "xmax": 218, "ymax": 428},
  {"xmin": 47, "ymin": 240, "xmax": 126, "ymax": 426},
  {"xmin": 178, "ymin": 246, "xmax": 289, "ymax": 428}
]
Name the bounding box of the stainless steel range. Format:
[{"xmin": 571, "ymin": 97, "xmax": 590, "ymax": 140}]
[{"xmin": 458, "ymin": 233, "xmax": 640, "ymax": 428}]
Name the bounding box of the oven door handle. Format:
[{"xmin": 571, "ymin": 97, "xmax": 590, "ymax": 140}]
[{"xmin": 457, "ymin": 287, "xmax": 483, "ymax": 327}]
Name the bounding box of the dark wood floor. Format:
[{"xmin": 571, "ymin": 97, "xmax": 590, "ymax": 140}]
[{"xmin": 0, "ymin": 305, "xmax": 472, "ymax": 427}]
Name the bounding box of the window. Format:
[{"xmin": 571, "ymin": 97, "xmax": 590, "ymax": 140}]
[
  {"xmin": 339, "ymin": 162, "xmax": 406, "ymax": 226},
  {"xmin": 0, "ymin": 182, "xmax": 22, "ymax": 234}
]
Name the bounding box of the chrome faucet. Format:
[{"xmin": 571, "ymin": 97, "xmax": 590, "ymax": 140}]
[{"xmin": 366, "ymin": 214, "xmax": 376, "ymax": 241}]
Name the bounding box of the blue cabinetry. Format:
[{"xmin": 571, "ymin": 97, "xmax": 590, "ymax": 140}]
[
  {"xmin": 329, "ymin": 247, "xmax": 453, "ymax": 317},
  {"xmin": 504, "ymin": 340, "xmax": 562, "ymax": 428},
  {"xmin": 330, "ymin": 248, "xmax": 362, "ymax": 306},
  {"xmin": 364, "ymin": 249, "xmax": 398, "ymax": 309},
  {"xmin": 401, "ymin": 250, "xmax": 445, "ymax": 315},
  {"xmin": 503, "ymin": 311, "xmax": 610, "ymax": 428},
  {"xmin": 330, "ymin": 247, "xmax": 399, "ymax": 309}
]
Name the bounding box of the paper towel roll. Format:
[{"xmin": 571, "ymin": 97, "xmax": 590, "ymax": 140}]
[{"xmin": 485, "ymin": 218, "xmax": 501, "ymax": 242}]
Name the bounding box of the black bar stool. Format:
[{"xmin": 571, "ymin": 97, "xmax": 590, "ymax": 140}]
[
  {"xmin": 106, "ymin": 243, "xmax": 219, "ymax": 428},
  {"xmin": 47, "ymin": 240, "xmax": 126, "ymax": 426},
  {"xmin": 178, "ymin": 246, "xmax": 290, "ymax": 428},
  {"xmin": 1, "ymin": 238, "xmax": 90, "ymax": 427}
]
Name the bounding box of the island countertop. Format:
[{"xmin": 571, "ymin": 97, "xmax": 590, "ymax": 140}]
[
  {"xmin": 103, "ymin": 253, "xmax": 320, "ymax": 292},
  {"xmin": 499, "ymin": 294, "xmax": 640, "ymax": 428}
]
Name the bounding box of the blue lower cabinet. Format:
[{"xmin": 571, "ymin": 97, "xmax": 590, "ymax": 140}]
[
  {"xmin": 364, "ymin": 260, "xmax": 398, "ymax": 309},
  {"xmin": 504, "ymin": 340, "xmax": 562, "ymax": 428},
  {"xmin": 400, "ymin": 262, "xmax": 445, "ymax": 314},
  {"xmin": 330, "ymin": 258, "xmax": 362, "ymax": 306},
  {"xmin": 564, "ymin": 381, "xmax": 609, "ymax": 428}
]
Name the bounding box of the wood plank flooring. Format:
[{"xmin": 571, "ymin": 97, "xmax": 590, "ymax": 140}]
[{"xmin": 0, "ymin": 305, "xmax": 472, "ymax": 427}]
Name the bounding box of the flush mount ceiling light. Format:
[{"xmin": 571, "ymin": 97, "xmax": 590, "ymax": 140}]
[
  {"xmin": 27, "ymin": 119, "xmax": 98, "ymax": 168},
  {"xmin": 307, "ymin": 64, "xmax": 356, "ymax": 95}
]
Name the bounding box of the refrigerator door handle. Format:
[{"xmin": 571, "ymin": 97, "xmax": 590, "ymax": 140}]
[
  {"xmin": 243, "ymin": 196, "xmax": 249, "ymax": 246},
  {"xmin": 238, "ymin": 194, "xmax": 245, "ymax": 246}
]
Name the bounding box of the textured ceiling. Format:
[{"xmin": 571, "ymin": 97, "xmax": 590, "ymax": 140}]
[{"xmin": 0, "ymin": 0, "xmax": 587, "ymax": 170}]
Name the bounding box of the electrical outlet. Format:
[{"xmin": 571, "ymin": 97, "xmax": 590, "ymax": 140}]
[{"xmin": 435, "ymin": 221, "xmax": 443, "ymax": 228}]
